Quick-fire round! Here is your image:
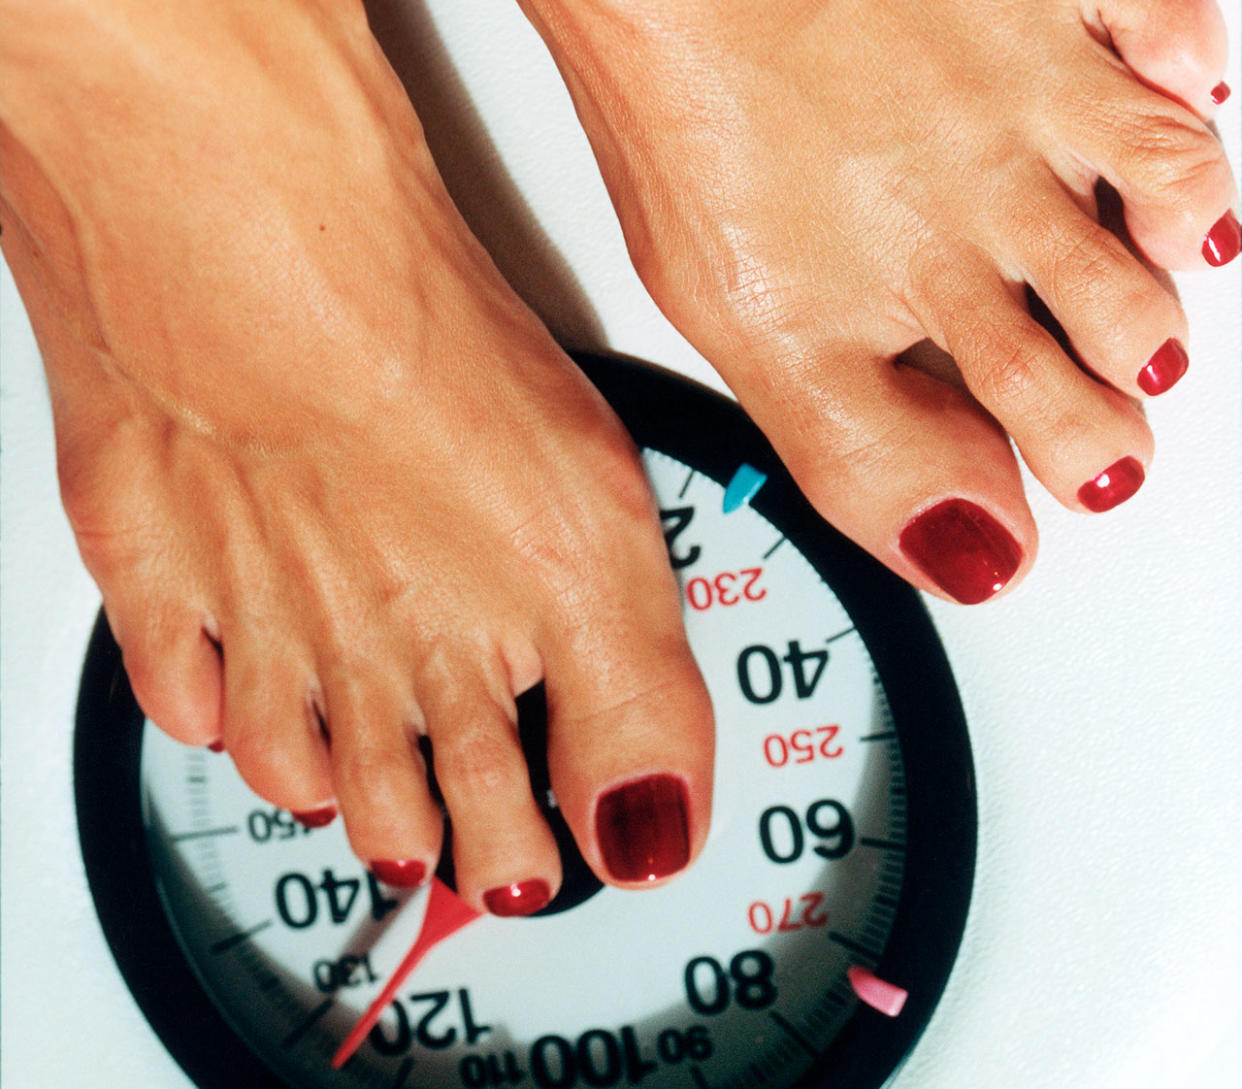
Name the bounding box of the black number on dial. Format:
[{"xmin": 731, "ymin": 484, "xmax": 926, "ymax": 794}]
[
  {"xmin": 683, "ymin": 950, "xmax": 778, "ymax": 1016},
  {"xmin": 737, "ymin": 640, "xmax": 830, "ymax": 704},
  {"xmin": 759, "ymin": 800, "xmax": 855, "ymax": 864},
  {"xmin": 660, "ymin": 506, "xmax": 701, "ymax": 569}
]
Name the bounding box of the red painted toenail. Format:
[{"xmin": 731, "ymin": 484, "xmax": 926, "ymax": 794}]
[
  {"xmin": 292, "ymin": 805, "xmax": 337, "ymax": 828},
  {"xmin": 370, "ymin": 860, "xmax": 428, "ymax": 888},
  {"xmin": 483, "ymin": 879, "xmax": 552, "ymax": 917},
  {"xmin": 899, "ymin": 499, "xmax": 1023, "ymax": 605},
  {"xmin": 1077, "ymin": 457, "xmax": 1145, "ymax": 513},
  {"xmin": 206, "ymin": 739, "xmax": 226, "ymax": 753},
  {"xmin": 596, "ymin": 774, "xmax": 690, "ymax": 883},
  {"xmin": 1137, "ymin": 338, "xmax": 1189, "ymax": 396},
  {"xmin": 1203, "ymin": 211, "xmax": 1241, "ymax": 267},
  {"xmin": 1211, "ymin": 82, "xmax": 1231, "ymax": 105}
]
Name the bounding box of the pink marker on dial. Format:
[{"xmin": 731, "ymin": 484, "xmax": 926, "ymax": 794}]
[{"xmin": 848, "ymin": 965, "xmax": 909, "ymax": 1017}]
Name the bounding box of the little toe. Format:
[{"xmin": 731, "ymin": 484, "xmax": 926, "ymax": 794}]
[
  {"xmin": 1062, "ymin": 55, "xmax": 1239, "ymax": 269},
  {"xmin": 421, "ymin": 653, "xmax": 562, "ymax": 916},
  {"xmin": 105, "ymin": 598, "xmax": 222, "ymax": 746},
  {"xmin": 325, "ymin": 670, "xmax": 443, "ymax": 887},
  {"xmin": 1017, "ymin": 185, "xmax": 1190, "ymax": 398},
  {"xmin": 221, "ymin": 633, "xmax": 336, "ymax": 819},
  {"xmin": 1091, "ymin": 0, "xmax": 1229, "ymax": 116}
]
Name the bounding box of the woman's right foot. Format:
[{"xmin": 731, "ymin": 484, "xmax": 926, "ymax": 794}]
[
  {"xmin": 0, "ymin": 0, "xmax": 713, "ymax": 911},
  {"xmin": 520, "ymin": 0, "xmax": 1238, "ymax": 603}
]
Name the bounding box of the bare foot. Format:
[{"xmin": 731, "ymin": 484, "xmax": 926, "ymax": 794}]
[
  {"xmin": 520, "ymin": 0, "xmax": 1239, "ymax": 603},
  {"xmin": 0, "ymin": 0, "xmax": 713, "ymax": 910}
]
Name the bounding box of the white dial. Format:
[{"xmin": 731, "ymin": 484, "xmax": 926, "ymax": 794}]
[{"xmin": 139, "ymin": 447, "xmax": 908, "ymax": 1089}]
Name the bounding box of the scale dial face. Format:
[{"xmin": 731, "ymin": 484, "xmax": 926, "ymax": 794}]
[{"xmin": 76, "ymin": 354, "xmax": 975, "ymax": 1089}]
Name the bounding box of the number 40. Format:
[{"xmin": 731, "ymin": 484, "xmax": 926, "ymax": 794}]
[{"xmin": 737, "ymin": 640, "xmax": 829, "ymax": 705}]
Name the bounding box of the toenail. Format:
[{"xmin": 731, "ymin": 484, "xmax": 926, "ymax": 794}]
[
  {"xmin": 596, "ymin": 774, "xmax": 690, "ymax": 883},
  {"xmin": 206, "ymin": 739, "xmax": 226, "ymax": 753},
  {"xmin": 1137, "ymin": 339, "xmax": 1189, "ymax": 396},
  {"xmin": 370, "ymin": 860, "xmax": 428, "ymax": 888},
  {"xmin": 483, "ymin": 879, "xmax": 552, "ymax": 917},
  {"xmin": 291, "ymin": 805, "xmax": 338, "ymax": 828},
  {"xmin": 1077, "ymin": 457, "xmax": 1145, "ymax": 513},
  {"xmin": 898, "ymin": 499, "xmax": 1023, "ymax": 605},
  {"xmin": 1203, "ymin": 211, "xmax": 1241, "ymax": 267},
  {"xmin": 1211, "ymin": 82, "xmax": 1231, "ymax": 106}
]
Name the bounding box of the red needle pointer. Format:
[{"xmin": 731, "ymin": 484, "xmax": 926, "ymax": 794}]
[{"xmin": 332, "ymin": 877, "xmax": 482, "ymax": 1069}]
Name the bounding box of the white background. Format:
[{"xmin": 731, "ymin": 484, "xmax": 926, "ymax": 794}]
[{"xmin": 2, "ymin": 1, "xmax": 1239, "ymax": 1086}]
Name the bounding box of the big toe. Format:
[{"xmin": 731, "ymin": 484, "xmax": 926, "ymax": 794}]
[
  {"xmin": 721, "ymin": 338, "xmax": 1038, "ymax": 606},
  {"xmin": 536, "ymin": 504, "xmax": 716, "ymax": 888},
  {"xmin": 547, "ymin": 632, "xmax": 715, "ymax": 888}
]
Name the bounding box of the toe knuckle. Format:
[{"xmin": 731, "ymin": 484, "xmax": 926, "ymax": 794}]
[
  {"xmin": 1043, "ymin": 237, "xmax": 1119, "ymax": 318},
  {"xmin": 335, "ymin": 733, "xmax": 393, "ymax": 792},
  {"xmin": 435, "ymin": 729, "xmax": 514, "ymax": 796},
  {"xmin": 67, "ymin": 512, "xmax": 158, "ymax": 584},
  {"xmin": 1123, "ymin": 112, "xmax": 1225, "ymax": 211},
  {"xmin": 971, "ymin": 328, "xmax": 1045, "ymax": 411},
  {"xmin": 1056, "ymin": 223, "xmax": 1119, "ymax": 288},
  {"xmin": 1121, "ymin": 106, "xmax": 1199, "ymax": 162}
]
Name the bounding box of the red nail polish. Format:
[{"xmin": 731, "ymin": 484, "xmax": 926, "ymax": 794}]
[
  {"xmin": 596, "ymin": 775, "xmax": 690, "ymax": 883},
  {"xmin": 1077, "ymin": 457, "xmax": 1145, "ymax": 513},
  {"xmin": 898, "ymin": 499, "xmax": 1023, "ymax": 605},
  {"xmin": 370, "ymin": 859, "xmax": 428, "ymax": 888},
  {"xmin": 206, "ymin": 739, "xmax": 226, "ymax": 753},
  {"xmin": 483, "ymin": 879, "xmax": 552, "ymax": 917},
  {"xmin": 292, "ymin": 805, "xmax": 337, "ymax": 828},
  {"xmin": 1203, "ymin": 210, "xmax": 1241, "ymax": 267},
  {"xmin": 1211, "ymin": 82, "xmax": 1231, "ymax": 105},
  {"xmin": 1137, "ymin": 339, "xmax": 1189, "ymax": 396}
]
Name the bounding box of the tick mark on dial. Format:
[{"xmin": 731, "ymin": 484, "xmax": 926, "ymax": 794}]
[
  {"xmin": 689, "ymin": 1065, "xmax": 712, "ymax": 1089},
  {"xmin": 678, "ymin": 468, "xmax": 696, "ymax": 498},
  {"xmin": 170, "ymin": 824, "xmax": 240, "ymax": 843},
  {"xmin": 281, "ymin": 998, "xmax": 334, "ymax": 1049},
  {"xmin": 390, "ymin": 1057, "xmax": 416, "ymax": 1087},
  {"xmin": 209, "ymin": 919, "xmax": 273, "ymax": 955},
  {"xmin": 859, "ymin": 837, "xmax": 906, "ymax": 853},
  {"xmin": 762, "ymin": 536, "xmax": 786, "ymax": 560},
  {"xmin": 858, "ymin": 731, "xmax": 897, "ymax": 743},
  {"xmin": 828, "ymin": 931, "xmax": 881, "ymax": 961},
  {"xmin": 768, "ymin": 1010, "xmax": 818, "ymax": 1058}
]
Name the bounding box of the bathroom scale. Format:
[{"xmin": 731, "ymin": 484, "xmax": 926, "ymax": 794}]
[{"xmin": 75, "ymin": 352, "xmax": 976, "ymax": 1089}]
